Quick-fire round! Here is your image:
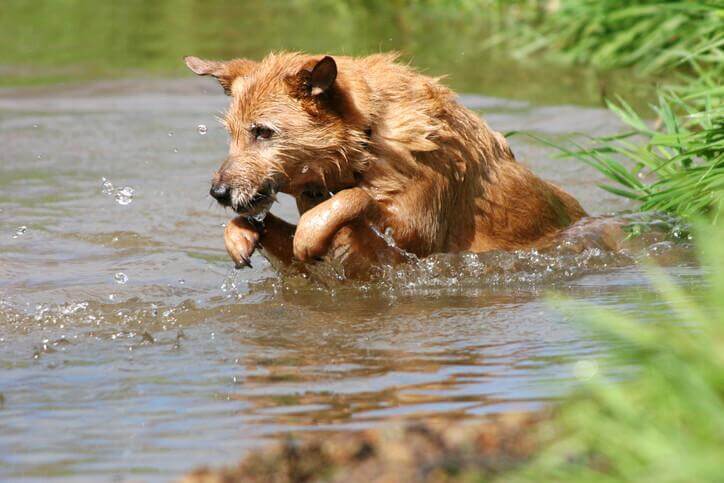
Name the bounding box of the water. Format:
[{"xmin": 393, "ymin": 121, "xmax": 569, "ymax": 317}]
[{"xmin": 0, "ymin": 76, "xmax": 701, "ymax": 481}]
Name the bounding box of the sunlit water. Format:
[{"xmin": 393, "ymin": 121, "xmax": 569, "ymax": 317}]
[{"xmin": 0, "ymin": 78, "xmax": 700, "ymax": 481}]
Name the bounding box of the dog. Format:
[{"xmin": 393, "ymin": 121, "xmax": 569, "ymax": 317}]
[{"xmin": 185, "ymin": 52, "xmax": 586, "ymax": 278}]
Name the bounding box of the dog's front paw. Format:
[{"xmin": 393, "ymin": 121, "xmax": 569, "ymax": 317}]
[
  {"xmin": 292, "ymin": 222, "xmax": 329, "ymax": 262},
  {"xmin": 224, "ymin": 217, "xmax": 261, "ymax": 268}
]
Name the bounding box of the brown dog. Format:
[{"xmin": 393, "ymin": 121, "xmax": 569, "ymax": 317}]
[{"xmin": 185, "ymin": 52, "xmax": 586, "ymax": 277}]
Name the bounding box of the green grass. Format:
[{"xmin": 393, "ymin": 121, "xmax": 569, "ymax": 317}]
[
  {"xmin": 555, "ymin": 88, "xmax": 723, "ymax": 221},
  {"xmin": 503, "ymin": 0, "xmax": 723, "ymax": 74},
  {"xmin": 501, "ymin": 0, "xmax": 724, "ymax": 221},
  {"xmin": 505, "ymin": 219, "xmax": 724, "ymax": 482}
]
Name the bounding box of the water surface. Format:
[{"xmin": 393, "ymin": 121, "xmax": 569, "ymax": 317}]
[{"xmin": 0, "ymin": 76, "xmax": 700, "ymax": 481}]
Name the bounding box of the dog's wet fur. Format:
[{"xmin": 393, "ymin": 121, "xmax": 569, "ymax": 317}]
[{"xmin": 185, "ymin": 52, "xmax": 586, "ymax": 277}]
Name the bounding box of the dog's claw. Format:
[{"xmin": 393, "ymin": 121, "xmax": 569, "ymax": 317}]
[
  {"xmin": 234, "ymin": 257, "xmax": 253, "ymax": 269},
  {"xmin": 225, "ymin": 216, "xmax": 261, "ymax": 268}
]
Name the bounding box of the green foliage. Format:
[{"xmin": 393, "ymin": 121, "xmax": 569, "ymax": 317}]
[
  {"xmin": 513, "ymin": 0, "xmax": 724, "ymax": 76},
  {"xmin": 504, "ymin": 0, "xmax": 724, "ymax": 221},
  {"xmin": 511, "ymin": 220, "xmax": 724, "ymax": 482},
  {"xmin": 556, "ymin": 88, "xmax": 723, "ymax": 221}
]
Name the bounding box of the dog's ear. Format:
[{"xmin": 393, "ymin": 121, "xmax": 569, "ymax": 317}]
[
  {"xmin": 308, "ymin": 56, "xmax": 337, "ymax": 96},
  {"xmin": 184, "ymin": 56, "xmax": 257, "ymax": 95},
  {"xmin": 287, "ymin": 56, "xmax": 338, "ymax": 98}
]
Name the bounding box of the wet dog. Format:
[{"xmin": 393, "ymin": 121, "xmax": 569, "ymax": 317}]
[{"xmin": 185, "ymin": 52, "xmax": 586, "ymax": 277}]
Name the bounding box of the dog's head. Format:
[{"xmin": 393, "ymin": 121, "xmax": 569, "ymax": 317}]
[{"xmin": 185, "ymin": 53, "xmax": 370, "ymax": 216}]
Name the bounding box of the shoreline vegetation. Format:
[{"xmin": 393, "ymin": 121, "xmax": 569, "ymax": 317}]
[
  {"xmin": 499, "ymin": 0, "xmax": 723, "ymax": 221},
  {"xmin": 182, "ymin": 1, "xmax": 723, "ymax": 481}
]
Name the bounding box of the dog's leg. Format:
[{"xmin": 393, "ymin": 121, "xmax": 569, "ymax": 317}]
[
  {"xmin": 224, "ymin": 214, "xmax": 295, "ymax": 268},
  {"xmin": 324, "ymin": 219, "xmax": 411, "ymax": 278},
  {"xmin": 293, "ymin": 188, "xmax": 378, "ymax": 262},
  {"xmin": 257, "ymin": 213, "xmax": 296, "ymax": 266}
]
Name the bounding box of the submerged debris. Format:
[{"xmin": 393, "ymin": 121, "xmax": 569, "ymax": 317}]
[{"xmin": 183, "ymin": 413, "xmax": 540, "ymax": 483}]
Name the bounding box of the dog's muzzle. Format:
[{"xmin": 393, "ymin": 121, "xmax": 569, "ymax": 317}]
[{"xmin": 209, "ymin": 180, "xmax": 277, "ymax": 216}]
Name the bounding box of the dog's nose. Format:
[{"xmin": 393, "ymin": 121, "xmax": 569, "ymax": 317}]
[{"xmin": 209, "ymin": 183, "xmax": 230, "ymax": 203}]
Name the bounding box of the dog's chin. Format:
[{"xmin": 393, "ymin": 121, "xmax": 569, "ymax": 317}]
[
  {"xmin": 229, "ymin": 184, "xmax": 278, "ymax": 219},
  {"xmin": 234, "ymin": 198, "xmax": 274, "ymax": 219}
]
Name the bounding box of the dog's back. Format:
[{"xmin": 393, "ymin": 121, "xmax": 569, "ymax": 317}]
[{"xmin": 329, "ymin": 54, "xmax": 586, "ymax": 256}]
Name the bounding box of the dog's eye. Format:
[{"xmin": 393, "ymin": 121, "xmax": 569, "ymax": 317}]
[{"xmin": 250, "ymin": 125, "xmax": 274, "ymax": 141}]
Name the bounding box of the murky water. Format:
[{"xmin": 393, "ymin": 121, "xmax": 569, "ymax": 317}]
[{"xmin": 0, "ymin": 77, "xmax": 700, "ymax": 482}]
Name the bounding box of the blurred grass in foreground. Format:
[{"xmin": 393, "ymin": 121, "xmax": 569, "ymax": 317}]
[{"xmin": 510, "ymin": 219, "xmax": 723, "ymax": 482}]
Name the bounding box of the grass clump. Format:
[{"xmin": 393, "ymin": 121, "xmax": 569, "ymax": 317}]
[
  {"xmin": 511, "ymin": 0, "xmax": 724, "ymax": 75},
  {"xmin": 558, "ymin": 88, "xmax": 723, "ymax": 220},
  {"xmin": 504, "ymin": 0, "xmax": 724, "ymax": 221}
]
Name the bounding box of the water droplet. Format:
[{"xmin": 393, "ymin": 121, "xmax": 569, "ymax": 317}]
[
  {"xmin": 115, "ymin": 186, "xmax": 135, "ymax": 205},
  {"xmin": 197, "ymin": 124, "xmax": 207, "ymax": 135},
  {"xmin": 32, "ymin": 123, "xmax": 39, "ymax": 128},
  {"xmin": 178, "ymin": 279, "xmax": 185, "ymax": 285},
  {"xmin": 172, "ymin": 148, "xmax": 179, "ymax": 153},
  {"xmin": 101, "ymin": 178, "xmax": 114, "ymax": 195},
  {"xmin": 108, "ymin": 293, "xmax": 116, "ymax": 301},
  {"xmin": 167, "ymin": 131, "xmax": 174, "ymax": 137},
  {"xmin": 13, "ymin": 226, "xmax": 27, "ymax": 238},
  {"xmin": 301, "ymin": 164, "xmax": 309, "ymax": 174},
  {"xmin": 114, "ymin": 272, "xmax": 128, "ymax": 284}
]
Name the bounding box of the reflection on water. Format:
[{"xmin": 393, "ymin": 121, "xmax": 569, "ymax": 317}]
[
  {"xmin": 0, "ymin": 0, "xmax": 653, "ymax": 107},
  {"xmin": 0, "ymin": 78, "xmax": 700, "ymax": 482}
]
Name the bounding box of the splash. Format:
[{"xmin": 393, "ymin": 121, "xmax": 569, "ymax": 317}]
[
  {"xmin": 101, "ymin": 177, "xmax": 114, "ymax": 195},
  {"xmin": 375, "ymin": 213, "xmax": 691, "ymax": 290},
  {"xmin": 114, "ymin": 186, "xmax": 135, "ymax": 205},
  {"xmin": 12, "ymin": 226, "xmax": 27, "ymax": 238},
  {"xmin": 270, "ymin": 212, "xmax": 694, "ymax": 294},
  {"xmin": 101, "ymin": 178, "xmax": 135, "ymax": 205}
]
